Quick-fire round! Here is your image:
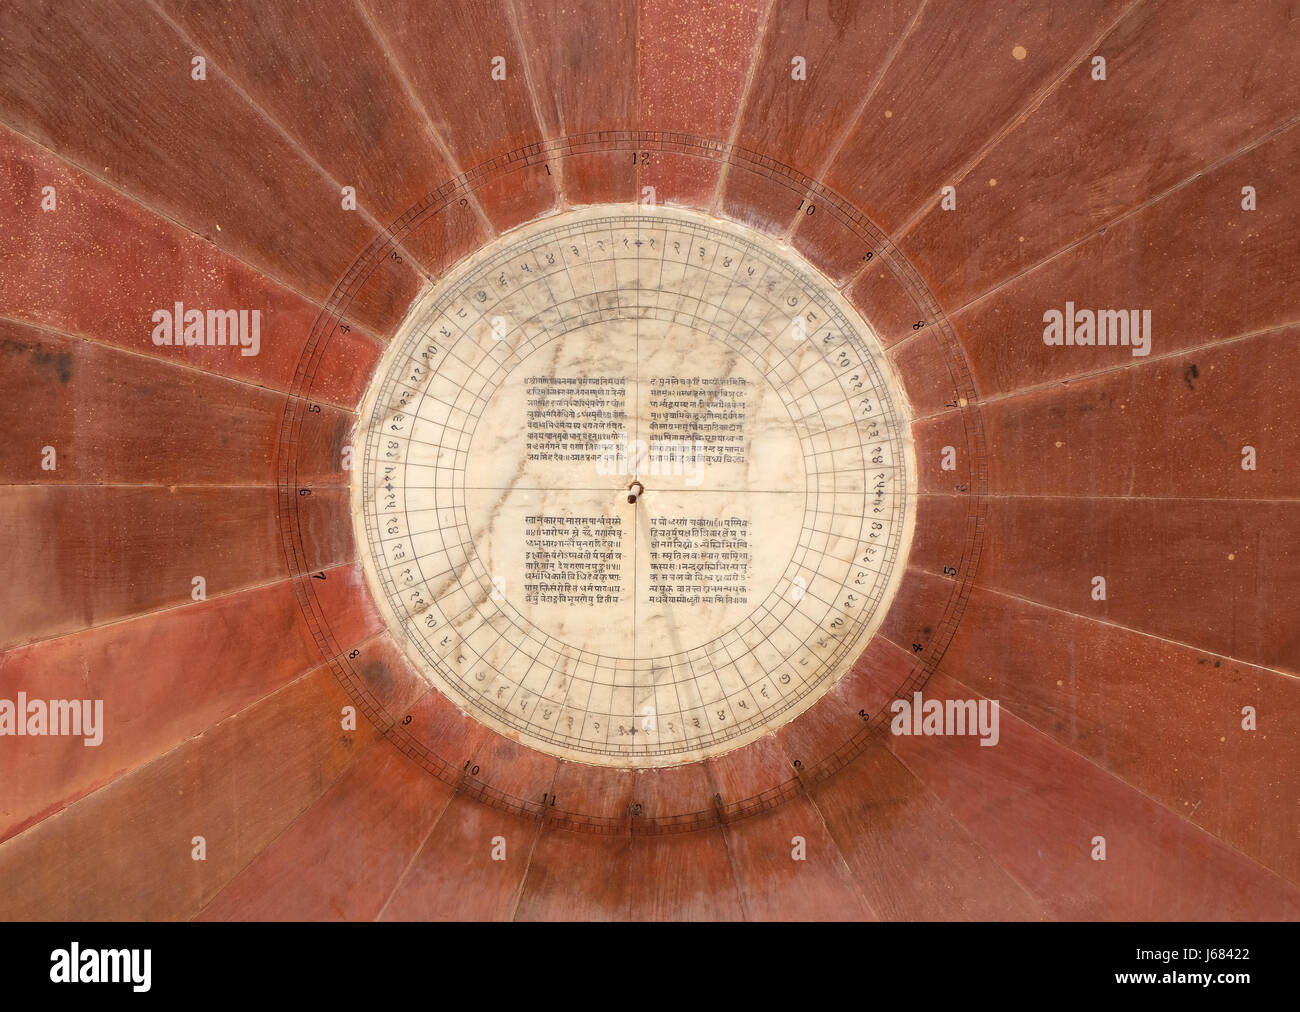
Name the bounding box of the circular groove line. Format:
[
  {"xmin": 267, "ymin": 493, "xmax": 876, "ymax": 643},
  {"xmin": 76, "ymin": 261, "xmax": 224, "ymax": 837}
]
[{"xmin": 275, "ymin": 130, "xmax": 989, "ymax": 834}]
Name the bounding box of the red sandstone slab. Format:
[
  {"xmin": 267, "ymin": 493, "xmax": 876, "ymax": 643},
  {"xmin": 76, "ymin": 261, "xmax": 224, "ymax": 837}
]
[
  {"xmin": 295, "ymin": 401, "xmax": 359, "ymax": 488},
  {"xmin": 717, "ymin": 159, "xmax": 807, "ymax": 238},
  {"xmin": 159, "ymin": 0, "xmax": 456, "ymax": 225},
  {"xmin": 846, "ymin": 258, "xmax": 929, "ymax": 348},
  {"xmin": 910, "ymin": 411, "xmax": 977, "ymax": 494},
  {"xmin": 729, "ymin": 0, "xmax": 921, "ymax": 185},
  {"xmin": 199, "ymin": 740, "xmax": 452, "ymax": 920},
  {"xmin": 347, "ymin": 631, "xmax": 431, "ymax": 722},
  {"xmin": 939, "ymin": 126, "xmax": 1300, "ymax": 398},
  {"xmin": 887, "ymin": 326, "xmax": 965, "ymax": 419},
  {"xmin": 306, "ymin": 331, "xmax": 381, "ymax": 411},
  {"xmin": 0, "ymin": 665, "xmax": 379, "ymax": 919},
  {"xmin": 0, "ymin": 578, "xmax": 329, "ymax": 846},
  {"xmin": 0, "ymin": 124, "xmax": 380, "ymax": 406},
  {"xmin": 395, "ymin": 197, "xmax": 493, "ymax": 282},
  {"xmin": 380, "ymin": 792, "xmax": 536, "ymax": 920},
  {"xmin": 365, "ymin": 0, "xmax": 561, "ymax": 232},
  {"xmin": 789, "ymin": 202, "xmax": 879, "ymax": 285},
  {"xmin": 0, "ymin": 0, "xmax": 422, "ymax": 335},
  {"xmin": 923, "ymin": 571, "xmax": 1300, "ymax": 883},
  {"xmin": 879, "ymin": 565, "xmax": 962, "ymax": 665},
  {"xmin": 515, "ymin": 1, "xmax": 637, "ymax": 132},
  {"xmin": 630, "ymin": 758, "xmax": 715, "ymax": 825},
  {"xmin": 776, "ymin": 641, "xmax": 907, "ymax": 768},
  {"xmin": 558, "ymin": 149, "xmax": 638, "ymax": 208},
  {"xmin": 845, "ymin": 635, "xmax": 924, "ymax": 714},
  {"xmin": 707, "ymin": 733, "xmax": 791, "ymax": 808},
  {"xmin": 638, "ymin": 0, "xmax": 763, "ymax": 206},
  {"xmin": 823, "ymin": 0, "xmax": 1129, "ymax": 236},
  {"xmin": 638, "ymin": 149, "xmax": 723, "ymax": 212},
  {"xmin": 891, "ymin": 672, "xmax": 1300, "ymax": 919},
  {"xmin": 403, "ymin": 687, "xmax": 492, "ymax": 775},
  {"xmin": 0, "ymin": 486, "xmax": 294, "ymax": 649},
  {"xmin": 812, "ymin": 739, "xmax": 1045, "ymax": 920},
  {"xmin": 978, "ymin": 326, "xmax": 1300, "ymax": 499},
  {"xmin": 970, "ymin": 496, "xmax": 1300, "ymax": 675},
  {"xmin": 309, "ymin": 564, "xmax": 385, "ymax": 659},
  {"xmin": 514, "ymin": 0, "xmax": 638, "ymax": 207},
  {"xmin": 722, "ymin": 795, "xmax": 873, "ymax": 920},
  {"xmin": 308, "ymin": 226, "xmax": 420, "ymax": 340},
  {"xmin": 296, "ymin": 487, "xmax": 356, "ymax": 574},
  {"xmin": 899, "ymin": 491, "xmax": 977, "ymax": 626},
  {"xmin": 627, "ymin": 824, "xmax": 744, "ymax": 920},
  {"xmin": 639, "ymin": 0, "xmax": 761, "ymax": 137},
  {"xmin": 903, "ymin": 0, "xmax": 1300, "ymax": 309},
  {"xmin": 462, "ymin": 167, "xmax": 556, "ymax": 239},
  {"xmin": 467, "ymin": 729, "xmax": 559, "ymax": 804},
  {"xmin": 547, "ymin": 760, "xmax": 636, "ymax": 824},
  {"xmin": 802, "ymin": 634, "xmax": 921, "ymax": 748},
  {"xmin": 0, "ymin": 319, "xmax": 293, "ymax": 486},
  {"xmin": 513, "ymin": 823, "xmax": 632, "ymax": 920},
  {"xmin": 903, "ymin": 493, "xmax": 971, "ymax": 580}
]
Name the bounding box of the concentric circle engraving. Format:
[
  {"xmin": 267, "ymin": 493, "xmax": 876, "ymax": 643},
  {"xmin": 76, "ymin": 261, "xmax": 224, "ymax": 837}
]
[{"xmin": 353, "ymin": 205, "xmax": 915, "ymax": 767}]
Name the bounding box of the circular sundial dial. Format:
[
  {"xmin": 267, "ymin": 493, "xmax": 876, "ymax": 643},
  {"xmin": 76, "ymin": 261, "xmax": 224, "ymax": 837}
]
[{"xmin": 353, "ymin": 204, "xmax": 915, "ymax": 768}]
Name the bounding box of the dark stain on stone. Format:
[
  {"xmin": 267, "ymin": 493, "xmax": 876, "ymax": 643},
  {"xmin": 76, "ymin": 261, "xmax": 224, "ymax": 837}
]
[
  {"xmin": 358, "ymin": 658, "xmax": 393, "ymax": 698},
  {"xmin": 0, "ymin": 337, "xmax": 73, "ymax": 383}
]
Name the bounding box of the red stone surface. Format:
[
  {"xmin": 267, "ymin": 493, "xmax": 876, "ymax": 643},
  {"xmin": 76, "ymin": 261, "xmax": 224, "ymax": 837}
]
[
  {"xmin": 0, "ymin": 666, "xmax": 379, "ymax": 919},
  {"xmin": 0, "ymin": 0, "xmax": 424, "ymax": 335},
  {"xmin": 627, "ymin": 825, "xmax": 745, "ymax": 920},
  {"xmin": 638, "ymin": 0, "xmax": 763, "ymax": 207},
  {"xmin": 513, "ymin": 0, "xmax": 639, "ymax": 207},
  {"xmin": 0, "ymin": 0, "xmax": 1295, "ymax": 922},
  {"xmin": 513, "ymin": 823, "xmax": 631, "ymax": 921},
  {"xmin": 0, "ymin": 318, "xmax": 288, "ymax": 486},
  {"xmin": 936, "ymin": 126, "xmax": 1300, "ymax": 399},
  {"xmin": 727, "ymin": 0, "xmax": 922, "ymax": 184},
  {"xmin": 199, "ymin": 741, "xmax": 453, "ymax": 921},
  {"xmin": 364, "ymin": 0, "xmax": 562, "ymax": 233},
  {"xmin": 901, "ymin": 0, "xmax": 1300, "ymax": 309},
  {"xmin": 846, "ymin": 260, "xmax": 928, "ymax": 347},
  {"xmin": 0, "ymin": 124, "xmax": 383, "ymax": 405},
  {"xmin": 932, "ymin": 575, "xmax": 1300, "ymax": 883},
  {"xmin": 891, "ymin": 671, "xmax": 1300, "ymax": 920},
  {"xmin": 381, "ymin": 793, "xmax": 536, "ymax": 920},
  {"xmin": 813, "ymin": 738, "xmax": 1046, "ymax": 920},
  {"xmin": 821, "ymin": 0, "xmax": 1131, "ymax": 237},
  {"xmin": 978, "ymin": 326, "xmax": 1300, "ymax": 500},
  {"xmin": 158, "ymin": 0, "xmax": 460, "ymax": 237},
  {"xmin": 0, "ymin": 579, "xmax": 340, "ymax": 846},
  {"xmin": 0, "ymin": 485, "xmax": 339, "ymax": 649},
  {"xmin": 722, "ymin": 796, "xmax": 872, "ymax": 920}
]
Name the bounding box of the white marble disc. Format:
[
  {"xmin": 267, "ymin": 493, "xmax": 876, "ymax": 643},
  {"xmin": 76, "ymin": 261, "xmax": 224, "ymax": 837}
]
[{"xmin": 353, "ymin": 205, "xmax": 915, "ymax": 768}]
